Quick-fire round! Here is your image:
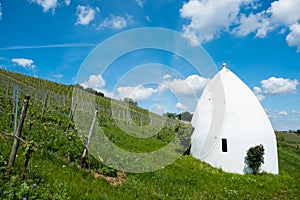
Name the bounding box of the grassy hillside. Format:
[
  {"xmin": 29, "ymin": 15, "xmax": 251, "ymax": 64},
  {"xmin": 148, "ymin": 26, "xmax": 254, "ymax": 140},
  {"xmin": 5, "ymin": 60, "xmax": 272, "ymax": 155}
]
[{"xmin": 0, "ymin": 69, "xmax": 300, "ymax": 199}]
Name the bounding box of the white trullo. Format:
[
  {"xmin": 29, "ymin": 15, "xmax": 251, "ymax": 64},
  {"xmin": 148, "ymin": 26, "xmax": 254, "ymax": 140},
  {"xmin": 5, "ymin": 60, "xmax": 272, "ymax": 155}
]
[{"xmin": 191, "ymin": 64, "xmax": 279, "ymax": 174}]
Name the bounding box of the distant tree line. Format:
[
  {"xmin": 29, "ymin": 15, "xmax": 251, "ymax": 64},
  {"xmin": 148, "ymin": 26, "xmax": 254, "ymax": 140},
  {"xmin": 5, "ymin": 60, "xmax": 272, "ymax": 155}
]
[
  {"xmin": 123, "ymin": 98, "xmax": 138, "ymax": 106},
  {"xmin": 74, "ymin": 84, "xmax": 104, "ymax": 97},
  {"xmin": 276, "ymin": 129, "xmax": 300, "ymax": 136},
  {"xmin": 163, "ymin": 111, "xmax": 193, "ymax": 122}
]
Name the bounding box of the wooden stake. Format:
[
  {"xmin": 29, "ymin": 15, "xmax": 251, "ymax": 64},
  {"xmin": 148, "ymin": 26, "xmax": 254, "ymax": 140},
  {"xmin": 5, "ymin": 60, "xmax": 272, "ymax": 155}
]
[
  {"xmin": 8, "ymin": 95, "xmax": 30, "ymax": 168},
  {"xmin": 80, "ymin": 110, "xmax": 98, "ymax": 168},
  {"xmin": 41, "ymin": 92, "xmax": 48, "ymax": 121}
]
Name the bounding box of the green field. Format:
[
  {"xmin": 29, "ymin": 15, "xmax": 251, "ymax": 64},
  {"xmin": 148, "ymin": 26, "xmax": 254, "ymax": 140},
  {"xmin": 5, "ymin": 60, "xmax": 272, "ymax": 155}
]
[{"xmin": 1, "ymin": 69, "xmax": 300, "ymax": 199}]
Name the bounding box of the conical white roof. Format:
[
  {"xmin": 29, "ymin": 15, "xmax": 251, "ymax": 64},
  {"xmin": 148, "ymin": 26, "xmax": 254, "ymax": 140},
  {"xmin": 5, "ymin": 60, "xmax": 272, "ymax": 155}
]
[{"xmin": 191, "ymin": 66, "xmax": 279, "ymax": 174}]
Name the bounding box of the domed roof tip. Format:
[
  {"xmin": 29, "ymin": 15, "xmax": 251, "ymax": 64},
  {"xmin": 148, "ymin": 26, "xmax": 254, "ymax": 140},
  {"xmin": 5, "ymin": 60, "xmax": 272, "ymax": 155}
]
[{"xmin": 220, "ymin": 63, "xmax": 230, "ymax": 73}]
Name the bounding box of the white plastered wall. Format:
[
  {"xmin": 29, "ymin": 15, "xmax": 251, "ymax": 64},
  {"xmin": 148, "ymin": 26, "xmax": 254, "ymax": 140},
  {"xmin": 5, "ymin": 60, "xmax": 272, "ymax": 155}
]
[{"xmin": 191, "ymin": 67, "xmax": 279, "ymax": 174}]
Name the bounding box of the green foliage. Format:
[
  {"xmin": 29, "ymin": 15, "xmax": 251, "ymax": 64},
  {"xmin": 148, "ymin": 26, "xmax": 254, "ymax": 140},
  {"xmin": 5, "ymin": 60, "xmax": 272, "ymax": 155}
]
[
  {"xmin": 178, "ymin": 111, "xmax": 193, "ymax": 122},
  {"xmin": 0, "ymin": 175, "xmax": 70, "ymax": 200},
  {"xmin": 23, "ymin": 141, "xmax": 36, "ymax": 158},
  {"xmin": 123, "ymin": 97, "xmax": 138, "ymax": 106},
  {"xmin": 163, "ymin": 112, "xmax": 178, "ymax": 119},
  {"xmin": 246, "ymin": 144, "xmax": 265, "ymax": 175},
  {"xmin": 0, "ymin": 155, "xmax": 7, "ymax": 173},
  {"xmin": 101, "ymin": 166, "xmax": 117, "ymax": 177},
  {"xmin": 1, "ymin": 69, "xmax": 300, "ymax": 199}
]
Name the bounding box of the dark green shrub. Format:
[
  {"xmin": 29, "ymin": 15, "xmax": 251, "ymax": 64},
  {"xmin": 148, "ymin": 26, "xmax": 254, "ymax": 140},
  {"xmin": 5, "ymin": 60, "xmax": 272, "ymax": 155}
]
[
  {"xmin": 246, "ymin": 144, "xmax": 265, "ymax": 175},
  {"xmin": 101, "ymin": 166, "xmax": 117, "ymax": 177}
]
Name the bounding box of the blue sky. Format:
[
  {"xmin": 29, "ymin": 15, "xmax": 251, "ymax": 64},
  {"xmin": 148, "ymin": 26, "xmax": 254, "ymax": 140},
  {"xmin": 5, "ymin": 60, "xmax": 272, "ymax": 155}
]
[{"xmin": 0, "ymin": 0, "xmax": 299, "ymax": 130}]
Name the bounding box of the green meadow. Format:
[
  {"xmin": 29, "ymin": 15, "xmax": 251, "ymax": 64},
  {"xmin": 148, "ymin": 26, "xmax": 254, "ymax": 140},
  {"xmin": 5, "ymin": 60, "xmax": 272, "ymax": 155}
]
[{"xmin": 0, "ymin": 69, "xmax": 299, "ymax": 199}]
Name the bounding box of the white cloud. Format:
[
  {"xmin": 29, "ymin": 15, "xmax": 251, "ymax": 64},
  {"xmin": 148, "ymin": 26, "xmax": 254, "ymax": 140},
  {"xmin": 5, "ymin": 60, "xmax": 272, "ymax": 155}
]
[
  {"xmin": 30, "ymin": 0, "xmax": 58, "ymax": 13},
  {"xmin": 81, "ymin": 74, "xmax": 106, "ymax": 89},
  {"xmin": 117, "ymin": 85, "xmax": 156, "ymax": 102},
  {"xmin": 135, "ymin": 0, "xmax": 144, "ymax": 8},
  {"xmin": 150, "ymin": 105, "xmax": 165, "ymax": 115},
  {"xmin": 233, "ymin": 12, "xmax": 271, "ymax": 38},
  {"xmin": 253, "ymin": 86, "xmax": 262, "ymax": 94},
  {"xmin": 267, "ymin": 0, "xmax": 300, "ymax": 26},
  {"xmin": 286, "ymin": 23, "xmax": 300, "ymax": 52},
  {"xmin": 255, "ymin": 94, "xmax": 265, "ymax": 101},
  {"xmin": 163, "ymin": 74, "xmax": 171, "ymax": 80},
  {"xmin": 233, "ymin": 13, "xmax": 261, "ymax": 36},
  {"xmin": 65, "ymin": 0, "xmax": 70, "ymax": 6},
  {"xmin": 291, "ymin": 110, "xmax": 300, "ymax": 114},
  {"xmin": 54, "ymin": 73, "xmax": 64, "ymax": 79},
  {"xmin": 11, "ymin": 58, "xmax": 36, "ymax": 70},
  {"xmin": 152, "ymin": 105, "xmax": 163, "ymax": 112},
  {"xmin": 78, "ymin": 74, "xmax": 113, "ymax": 99},
  {"xmin": 278, "ymin": 111, "xmax": 288, "ymax": 116},
  {"xmin": 160, "ymin": 74, "xmax": 207, "ymax": 97},
  {"xmin": 179, "ymin": 0, "xmax": 300, "ymax": 52},
  {"xmin": 0, "ymin": 3, "xmax": 2, "ymax": 20},
  {"xmin": 176, "ymin": 102, "xmax": 188, "ymax": 110},
  {"xmin": 243, "ymin": 0, "xmax": 262, "ymax": 10},
  {"xmin": 234, "ymin": 0, "xmax": 300, "ymax": 49},
  {"xmin": 76, "ymin": 5, "xmax": 99, "ymax": 25},
  {"xmin": 261, "ymin": 77, "xmax": 299, "ymax": 95},
  {"xmin": 253, "ymin": 86, "xmax": 265, "ymax": 101},
  {"xmin": 98, "ymin": 14, "xmax": 133, "ymax": 29},
  {"xmin": 180, "ymin": 0, "xmax": 250, "ymax": 45}
]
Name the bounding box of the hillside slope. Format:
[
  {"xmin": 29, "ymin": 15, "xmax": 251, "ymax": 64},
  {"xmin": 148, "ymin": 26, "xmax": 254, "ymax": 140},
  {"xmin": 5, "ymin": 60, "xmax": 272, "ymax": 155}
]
[{"xmin": 0, "ymin": 69, "xmax": 299, "ymax": 199}]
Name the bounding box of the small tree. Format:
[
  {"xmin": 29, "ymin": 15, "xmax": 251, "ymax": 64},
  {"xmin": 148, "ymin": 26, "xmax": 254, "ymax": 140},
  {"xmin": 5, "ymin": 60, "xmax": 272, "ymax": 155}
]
[
  {"xmin": 246, "ymin": 144, "xmax": 265, "ymax": 175},
  {"xmin": 123, "ymin": 97, "xmax": 138, "ymax": 106}
]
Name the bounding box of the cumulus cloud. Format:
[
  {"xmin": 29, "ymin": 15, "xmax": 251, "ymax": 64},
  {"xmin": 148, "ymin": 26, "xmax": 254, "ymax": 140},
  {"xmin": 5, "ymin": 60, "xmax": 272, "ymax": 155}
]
[
  {"xmin": 135, "ymin": 0, "xmax": 144, "ymax": 8},
  {"xmin": 152, "ymin": 105, "xmax": 164, "ymax": 112},
  {"xmin": 253, "ymin": 86, "xmax": 262, "ymax": 94},
  {"xmin": 235, "ymin": 0, "xmax": 300, "ymax": 49},
  {"xmin": 65, "ymin": 0, "xmax": 70, "ymax": 6},
  {"xmin": 278, "ymin": 110, "xmax": 288, "ymax": 116},
  {"xmin": 233, "ymin": 12, "xmax": 272, "ymax": 38},
  {"xmin": 267, "ymin": 0, "xmax": 300, "ymax": 26},
  {"xmin": 54, "ymin": 73, "xmax": 64, "ymax": 79},
  {"xmin": 163, "ymin": 74, "xmax": 171, "ymax": 80},
  {"xmin": 11, "ymin": 58, "xmax": 36, "ymax": 70},
  {"xmin": 253, "ymin": 0, "xmax": 300, "ymax": 38},
  {"xmin": 180, "ymin": 0, "xmax": 249, "ymax": 45},
  {"xmin": 255, "ymin": 94, "xmax": 265, "ymax": 101},
  {"xmin": 176, "ymin": 102, "xmax": 188, "ymax": 110},
  {"xmin": 253, "ymin": 86, "xmax": 265, "ymax": 101},
  {"xmin": 98, "ymin": 14, "xmax": 133, "ymax": 29},
  {"xmin": 291, "ymin": 110, "xmax": 300, "ymax": 114},
  {"xmin": 179, "ymin": 0, "xmax": 300, "ymax": 51},
  {"xmin": 160, "ymin": 74, "xmax": 207, "ymax": 97},
  {"xmin": 286, "ymin": 23, "xmax": 300, "ymax": 52},
  {"xmin": 76, "ymin": 5, "xmax": 99, "ymax": 25},
  {"xmin": 81, "ymin": 74, "xmax": 106, "ymax": 89},
  {"xmin": 261, "ymin": 77, "xmax": 299, "ymax": 95},
  {"xmin": 150, "ymin": 105, "xmax": 165, "ymax": 115},
  {"xmin": 30, "ymin": 0, "xmax": 58, "ymax": 13},
  {"xmin": 117, "ymin": 85, "xmax": 156, "ymax": 102}
]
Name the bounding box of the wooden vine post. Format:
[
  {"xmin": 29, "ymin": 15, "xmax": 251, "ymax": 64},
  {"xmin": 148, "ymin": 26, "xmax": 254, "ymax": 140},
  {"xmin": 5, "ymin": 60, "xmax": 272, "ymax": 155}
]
[
  {"xmin": 66, "ymin": 102, "xmax": 77, "ymax": 132},
  {"xmin": 8, "ymin": 95, "xmax": 30, "ymax": 168},
  {"xmin": 41, "ymin": 92, "xmax": 48, "ymax": 121},
  {"xmin": 80, "ymin": 110, "xmax": 98, "ymax": 168}
]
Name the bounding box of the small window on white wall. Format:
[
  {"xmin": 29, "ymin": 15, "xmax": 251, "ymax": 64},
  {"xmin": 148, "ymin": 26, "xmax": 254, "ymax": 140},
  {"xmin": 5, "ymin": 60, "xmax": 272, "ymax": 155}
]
[{"xmin": 222, "ymin": 138, "xmax": 227, "ymax": 152}]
